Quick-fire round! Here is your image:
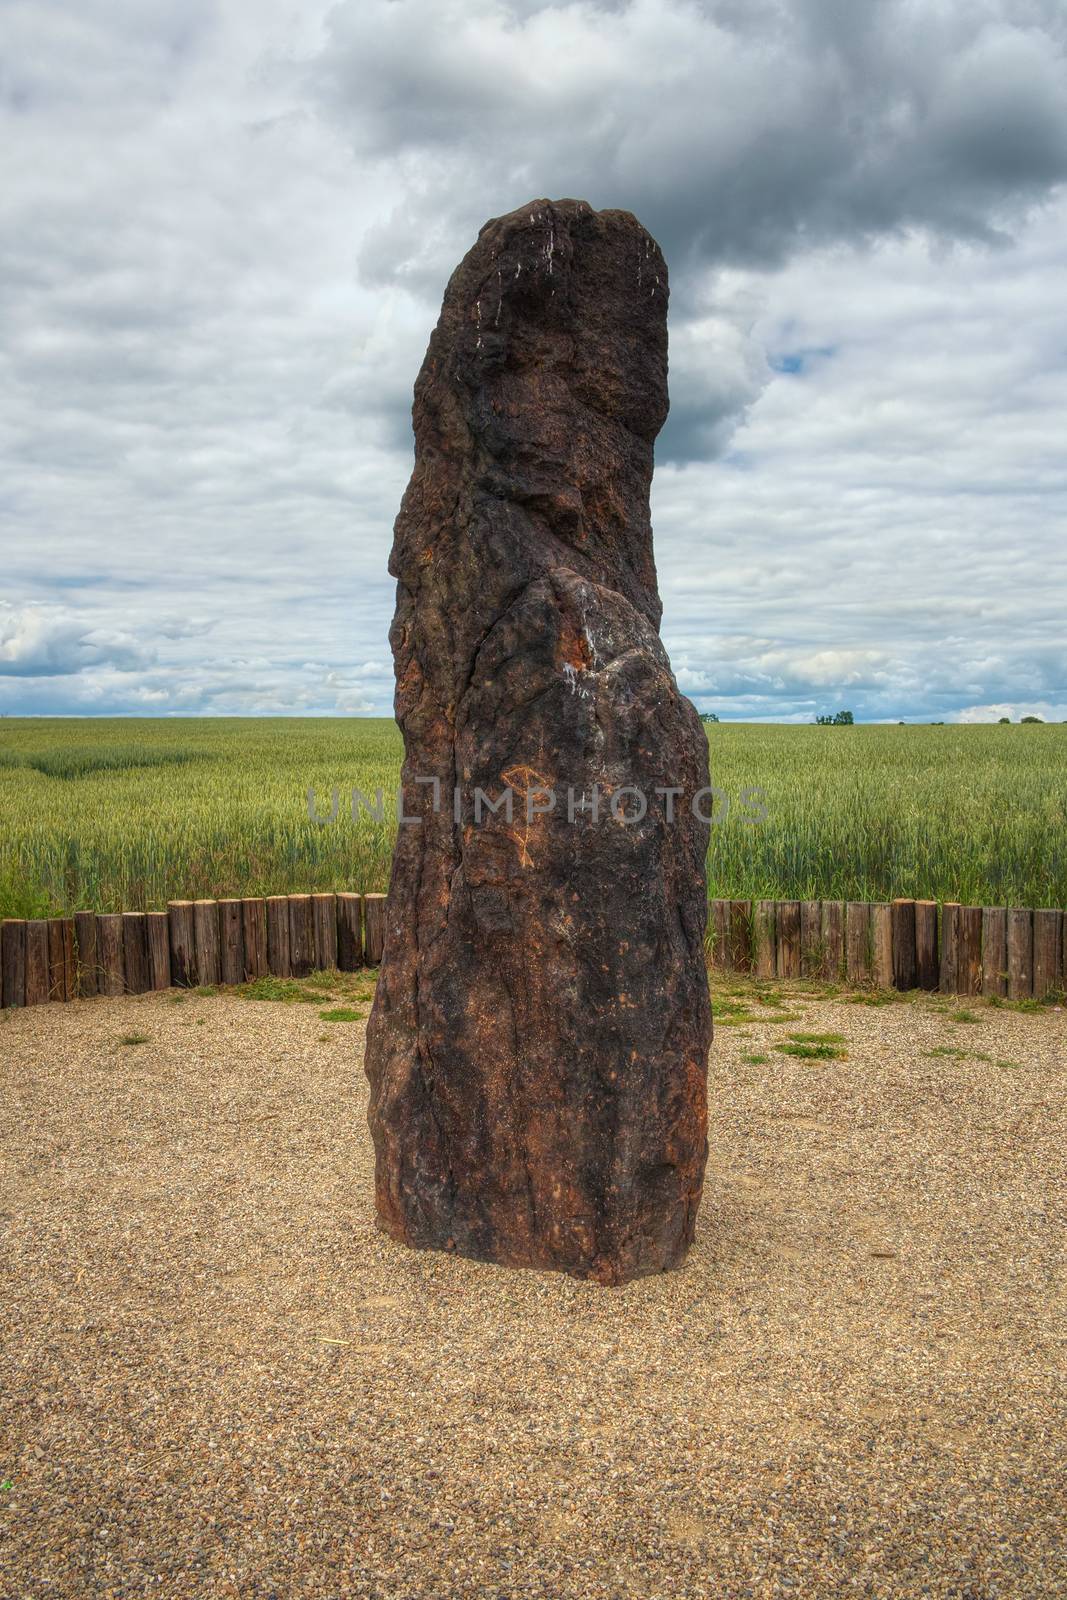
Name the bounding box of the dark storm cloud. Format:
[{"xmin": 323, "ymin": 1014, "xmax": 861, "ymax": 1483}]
[
  {"xmin": 310, "ymin": 0, "xmax": 1067, "ymax": 281},
  {"xmin": 307, "ymin": 0, "xmax": 1067, "ymax": 467}
]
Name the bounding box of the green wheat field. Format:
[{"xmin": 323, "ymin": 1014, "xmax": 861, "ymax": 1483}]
[{"xmin": 0, "ymin": 718, "xmax": 1064, "ymax": 918}]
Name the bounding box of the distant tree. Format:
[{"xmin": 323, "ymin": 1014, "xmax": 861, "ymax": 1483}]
[
  {"xmin": 998, "ymin": 716, "xmax": 1011, "ymax": 724},
  {"xmin": 816, "ymin": 709, "xmax": 855, "ymax": 725},
  {"xmin": 1021, "ymin": 714, "xmax": 1043, "ymax": 723},
  {"xmin": 700, "ymin": 712, "xmax": 720, "ymax": 723}
]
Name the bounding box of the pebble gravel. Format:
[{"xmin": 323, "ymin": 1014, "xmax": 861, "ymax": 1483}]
[{"xmin": 0, "ymin": 980, "xmax": 1064, "ymax": 1599}]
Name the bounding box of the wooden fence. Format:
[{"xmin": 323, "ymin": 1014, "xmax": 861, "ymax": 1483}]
[
  {"xmin": 707, "ymin": 897, "xmax": 1065, "ymax": 1001},
  {"xmin": 0, "ymin": 894, "xmax": 388, "ymax": 1010},
  {"xmin": 0, "ymin": 893, "xmax": 1063, "ymax": 1010}
]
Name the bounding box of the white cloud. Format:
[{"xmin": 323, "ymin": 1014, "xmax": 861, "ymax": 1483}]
[
  {"xmin": 0, "ymin": 603, "xmax": 150, "ymax": 677},
  {"xmin": 957, "ymin": 702, "xmax": 1067, "ymax": 723}
]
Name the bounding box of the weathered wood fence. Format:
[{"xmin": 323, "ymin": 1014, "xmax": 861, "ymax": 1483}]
[
  {"xmin": 707, "ymin": 898, "xmax": 1065, "ymax": 1001},
  {"xmin": 0, "ymin": 894, "xmax": 1063, "ymax": 1010},
  {"xmin": 0, "ymin": 894, "xmax": 388, "ymax": 1010}
]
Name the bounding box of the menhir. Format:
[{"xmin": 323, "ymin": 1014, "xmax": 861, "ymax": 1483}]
[{"xmin": 364, "ymin": 198, "xmax": 712, "ymax": 1285}]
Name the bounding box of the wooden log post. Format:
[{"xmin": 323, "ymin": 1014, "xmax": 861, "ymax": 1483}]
[
  {"xmin": 700, "ymin": 902, "xmax": 726, "ymax": 960},
  {"xmin": 242, "ymin": 898, "xmax": 268, "ymax": 980},
  {"xmin": 74, "ymin": 910, "xmax": 99, "ymax": 997},
  {"xmin": 702, "ymin": 899, "xmax": 720, "ymax": 967},
  {"xmin": 721, "ymin": 897, "xmax": 737, "ymax": 967},
  {"xmin": 981, "ymin": 907, "xmax": 1008, "ymax": 998},
  {"xmin": 727, "ymin": 900, "xmax": 752, "ymax": 973},
  {"xmin": 337, "ymin": 893, "xmax": 363, "ymax": 971},
  {"xmin": 146, "ymin": 911, "xmax": 171, "ymax": 990},
  {"xmin": 956, "ymin": 906, "xmax": 982, "ymax": 996},
  {"xmin": 870, "ymin": 903, "xmax": 893, "ymax": 989},
  {"xmin": 218, "ymin": 899, "xmax": 245, "ymax": 986},
  {"xmin": 914, "ymin": 901, "xmax": 939, "ymax": 990},
  {"xmin": 97, "ymin": 914, "xmax": 125, "ymax": 998},
  {"xmin": 193, "ymin": 900, "xmax": 221, "ymax": 986},
  {"xmin": 1, "ymin": 920, "xmax": 27, "ymax": 1008},
  {"xmin": 122, "ymin": 913, "xmax": 150, "ymax": 995},
  {"xmin": 312, "ymin": 892, "xmax": 338, "ymax": 971},
  {"xmin": 168, "ymin": 901, "xmax": 197, "ymax": 988},
  {"xmin": 776, "ymin": 900, "xmax": 801, "ymax": 980},
  {"xmin": 363, "ymin": 893, "xmax": 387, "ymax": 966},
  {"xmin": 891, "ymin": 899, "xmax": 917, "ymax": 990},
  {"xmin": 939, "ymin": 903, "xmax": 960, "ymax": 995},
  {"xmin": 821, "ymin": 901, "xmax": 844, "ymax": 981},
  {"xmin": 845, "ymin": 902, "xmax": 870, "ymax": 986},
  {"xmin": 24, "ymin": 920, "xmax": 50, "ymax": 1006},
  {"xmin": 1032, "ymin": 909, "xmax": 1063, "ymax": 1000},
  {"xmin": 46, "ymin": 919, "xmax": 64, "ymax": 1002},
  {"xmin": 800, "ymin": 900, "xmax": 822, "ymax": 979},
  {"xmin": 753, "ymin": 900, "xmax": 776, "ymax": 979},
  {"xmin": 1006, "ymin": 908, "xmax": 1033, "ymax": 1000},
  {"xmin": 266, "ymin": 895, "xmax": 291, "ymax": 977},
  {"xmin": 288, "ymin": 894, "xmax": 314, "ymax": 978},
  {"xmin": 48, "ymin": 917, "xmax": 75, "ymax": 1002},
  {"xmin": 61, "ymin": 918, "xmax": 76, "ymax": 999}
]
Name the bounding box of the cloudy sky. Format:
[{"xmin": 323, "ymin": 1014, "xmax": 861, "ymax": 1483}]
[{"xmin": 3, "ymin": 0, "xmax": 1066, "ymax": 722}]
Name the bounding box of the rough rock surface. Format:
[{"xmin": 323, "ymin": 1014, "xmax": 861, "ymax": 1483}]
[{"xmin": 364, "ymin": 198, "xmax": 712, "ymax": 1284}]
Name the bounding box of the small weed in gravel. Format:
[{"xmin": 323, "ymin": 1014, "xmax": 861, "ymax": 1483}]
[
  {"xmin": 924, "ymin": 1045, "xmax": 1024, "ymax": 1069},
  {"xmin": 776, "ymin": 1039, "xmax": 848, "ymax": 1061},
  {"xmin": 742, "ymin": 1052, "xmax": 770, "ymax": 1065},
  {"xmin": 320, "ymin": 1007, "xmax": 365, "ymax": 1023},
  {"xmin": 711, "ymin": 996, "xmax": 759, "ymax": 1027},
  {"xmin": 950, "ymin": 1008, "xmax": 982, "ymax": 1024},
  {"xmin": 117, "ymin": 1032, "xmax": 150, "ymax": 1047}
]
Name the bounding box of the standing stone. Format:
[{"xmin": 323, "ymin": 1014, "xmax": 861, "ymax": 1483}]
[{"xmin": 365, "ymin": 198, "xmax": 711, "ymax": 1284}]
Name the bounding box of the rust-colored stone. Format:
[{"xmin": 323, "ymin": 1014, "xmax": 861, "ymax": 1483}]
[{"xmin": 365, "ymin": 198, "xmax": 711, "ymax": 1284}]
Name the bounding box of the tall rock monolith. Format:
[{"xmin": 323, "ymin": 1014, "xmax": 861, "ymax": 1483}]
[{"xmin": 364, "ymin": 198, "xmax": 712, "ymax": 1284}]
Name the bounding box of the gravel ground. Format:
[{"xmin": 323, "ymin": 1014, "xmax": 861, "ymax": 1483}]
[{"xmin": 1, "ymin": 977, "xmax": 1064, "ymax": 1600}]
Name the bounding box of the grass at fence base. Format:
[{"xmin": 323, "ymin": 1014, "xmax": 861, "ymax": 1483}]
[
  {"xmin": 163, "ymin": 969, "xmax": 377, "ymax": 1009},
  {"xmin": 235, "ymin": 971, "xmax": 376, "ymax": 1007},
  {"xmin": 1, "ymin": 717, "xmax": 1065, "ymax": 916},
  {"xmin": 709, "ymin": 969, "xmax": 1065, "ymax": 1029}
]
